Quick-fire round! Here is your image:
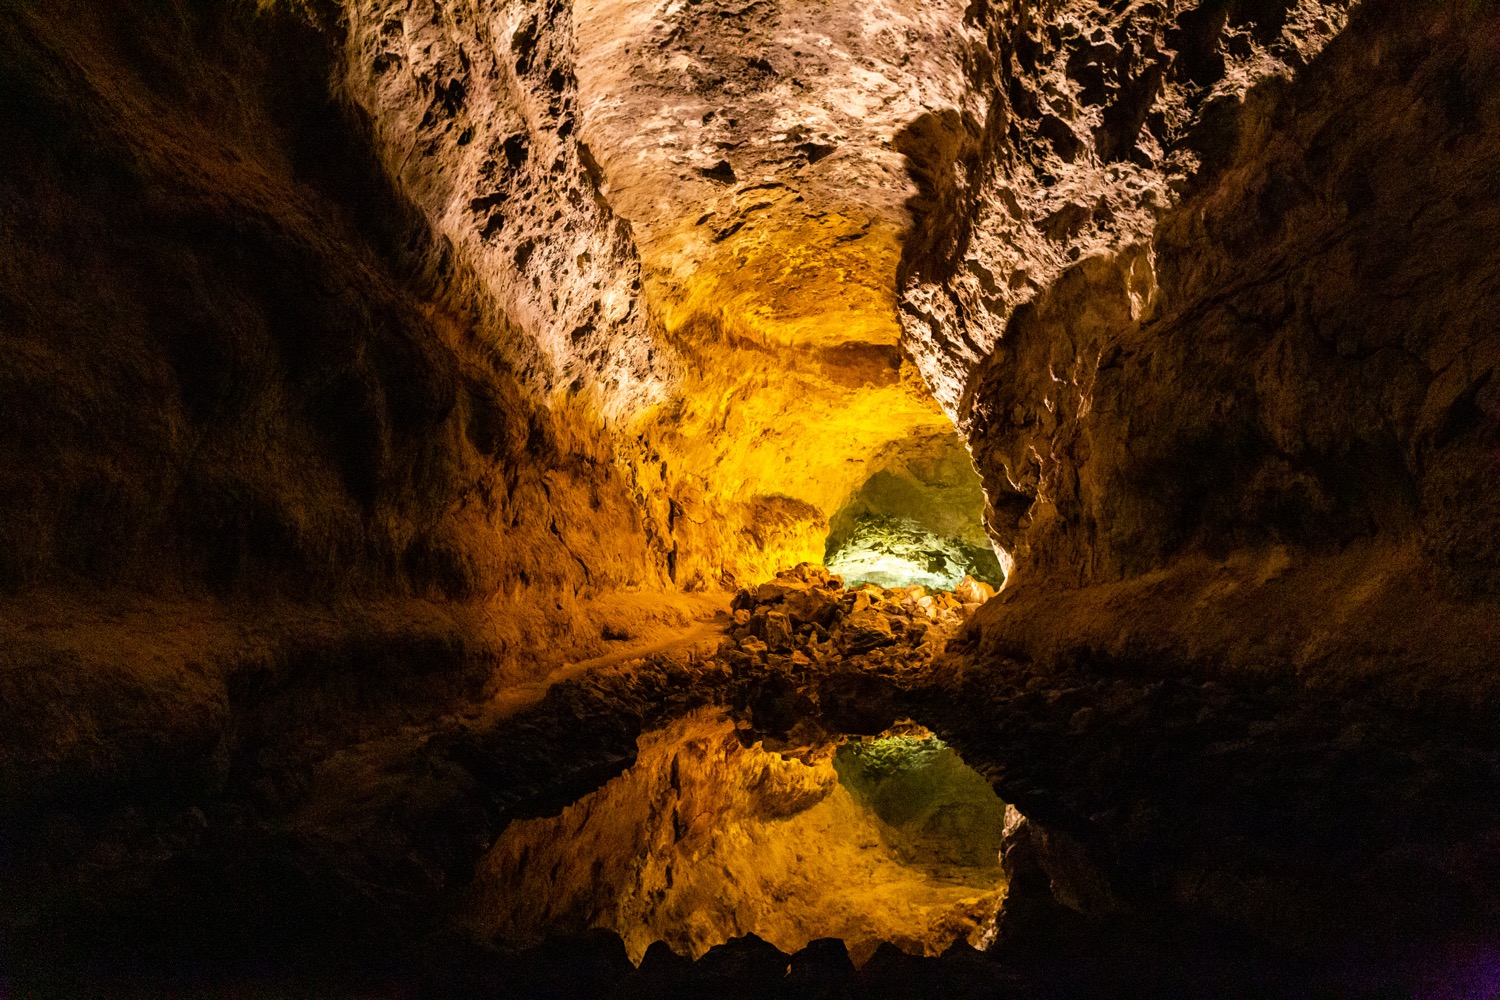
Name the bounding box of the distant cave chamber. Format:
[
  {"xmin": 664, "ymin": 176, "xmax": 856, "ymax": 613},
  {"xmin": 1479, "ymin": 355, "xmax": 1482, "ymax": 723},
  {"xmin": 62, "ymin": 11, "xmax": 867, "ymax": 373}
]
[
  {"xmin": 825, "ymin": 513, "xmax": 1003, "ymax": 591},
  {"xmin": 822, "ymin": 433, "xmax": 1005, "ymax": 590}
]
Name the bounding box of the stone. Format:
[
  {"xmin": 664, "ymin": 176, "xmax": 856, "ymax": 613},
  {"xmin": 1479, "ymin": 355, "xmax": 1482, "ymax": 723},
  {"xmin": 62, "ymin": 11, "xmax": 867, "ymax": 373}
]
[
  {"xmin": 954, "ymin": 576, "xmax": 995, "ymax": 605},
  {"xmin": 838, "ymin": 590, "xmax": 873, "ymax": 618},
  {"xmin": 763, "ymin": 611, "xmax": 795, "ymax": 652},
  {"xmin": 786, "ymin": 562, "xmax": 829, "ymax": 584},
  {"xmin": 756, "ymin": 580, "xmax": 802, "ymax": 604},
  {"xmin": 749, "ymin": 608, "xmax": 768, "ymax": 636},
  {"xmin": 783, "ymin": 587, "xmax": 836, "ymax": 626},
  {"xmin": 840, "ymin": 610, "xmax": 897, "ymax": 654}
]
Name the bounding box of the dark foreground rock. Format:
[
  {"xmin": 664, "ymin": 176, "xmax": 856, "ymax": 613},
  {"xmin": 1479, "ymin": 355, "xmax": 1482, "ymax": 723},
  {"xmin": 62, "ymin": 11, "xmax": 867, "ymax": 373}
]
[{"xmin": 7, "ymin": 587, "xmax": 1497, "ymax": 999}]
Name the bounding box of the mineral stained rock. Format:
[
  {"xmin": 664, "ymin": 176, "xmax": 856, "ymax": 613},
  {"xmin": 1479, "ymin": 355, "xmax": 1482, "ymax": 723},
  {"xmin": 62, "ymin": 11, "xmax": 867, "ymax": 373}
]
[
  {"xmin": 4, "ymin": 0, "xmax": 1500, "ymax": 993},
  {"xmin": 892, "ymin": 0, "xmax": 1500, "ymax": 961}
]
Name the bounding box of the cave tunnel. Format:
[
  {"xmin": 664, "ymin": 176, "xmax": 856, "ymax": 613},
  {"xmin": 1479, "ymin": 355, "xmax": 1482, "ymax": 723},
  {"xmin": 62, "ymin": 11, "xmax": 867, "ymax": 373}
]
[
  {"xmin": 823, "ymin": 431, "xmax": 1006, "ymax": 592},
  {"xmin": 472, "ymin": 713, "xmax": 1009, "ymax": 969},
  {"xmin": 4, "ymin": 0, "xmax": 1500, "ymax": 997}
]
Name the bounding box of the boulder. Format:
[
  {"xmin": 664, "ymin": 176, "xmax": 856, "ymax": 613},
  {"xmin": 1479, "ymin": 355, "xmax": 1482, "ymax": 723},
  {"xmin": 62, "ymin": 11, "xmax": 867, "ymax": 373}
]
[
  {"xmin": 840, "ymin": 610, "xmax": 897, "ymax": 654},
  {"xmin": 756, "ymin": 580, "xmax": 802, "ymax": 603},
  {"xmin": 783, "ymin": 587, "xmax": 837, "ymax": 627},
  {"xmin": 763, "ymin": 611, "xmax": 795, "ymax": 652},
  {"xmin": 954, "ymin": 576, "xmax": 995, "ymax": 605}
]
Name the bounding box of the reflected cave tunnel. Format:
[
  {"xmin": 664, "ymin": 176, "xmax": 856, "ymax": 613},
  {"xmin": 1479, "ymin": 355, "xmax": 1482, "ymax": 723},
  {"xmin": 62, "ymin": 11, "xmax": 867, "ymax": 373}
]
[{"xmin": 468, "ymin": 711, "xmax": 1009, "ymax": 968}]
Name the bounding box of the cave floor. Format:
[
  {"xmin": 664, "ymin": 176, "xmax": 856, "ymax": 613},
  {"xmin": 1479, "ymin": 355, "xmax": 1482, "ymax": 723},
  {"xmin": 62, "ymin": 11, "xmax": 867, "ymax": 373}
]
[
  {"xmin": 6, "ymin": 568, "xmax": 1499, "ymax": 999},
  {"xmin": 458, "ymin": 567, "xmax": 1010, "ymax": 966},
  {"xmin": 482, "ymin": 597, "xmax": 733, "ymax": 721}
]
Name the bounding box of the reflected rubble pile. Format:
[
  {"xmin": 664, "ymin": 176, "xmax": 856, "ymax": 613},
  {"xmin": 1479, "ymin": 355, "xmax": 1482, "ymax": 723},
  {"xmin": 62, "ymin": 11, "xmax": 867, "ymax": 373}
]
[{"xmin": 460, "ymin": 569, "xmax": 1013, "ymax": 968}]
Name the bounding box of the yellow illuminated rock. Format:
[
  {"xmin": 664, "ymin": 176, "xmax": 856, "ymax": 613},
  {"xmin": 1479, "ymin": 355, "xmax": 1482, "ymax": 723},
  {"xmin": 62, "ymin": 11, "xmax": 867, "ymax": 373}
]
[
  {"xmin": 465, "ymin": 710, "xmax": 1006, "ymax": 966},
  {"xmin": 567, "ymin": 0, "xmax": 988, "ymax": 583}
]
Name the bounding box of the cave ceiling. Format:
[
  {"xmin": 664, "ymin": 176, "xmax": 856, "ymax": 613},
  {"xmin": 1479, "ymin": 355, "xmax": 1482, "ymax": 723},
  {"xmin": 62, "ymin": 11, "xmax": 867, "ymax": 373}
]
[
  {"xmin": 333, "ymin": 0, "xmax": 1366, "ymax": 586},
  {"xmin": 569, "ymin": 0, "xmax": 984, "ymax": 582}
]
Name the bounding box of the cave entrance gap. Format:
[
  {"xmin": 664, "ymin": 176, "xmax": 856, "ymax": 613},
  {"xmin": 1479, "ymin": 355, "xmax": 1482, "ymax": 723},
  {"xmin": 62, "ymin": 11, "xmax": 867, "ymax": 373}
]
[{"xmin": 824, "ymin": 430, "xmax": 1005, "ymax": 590}]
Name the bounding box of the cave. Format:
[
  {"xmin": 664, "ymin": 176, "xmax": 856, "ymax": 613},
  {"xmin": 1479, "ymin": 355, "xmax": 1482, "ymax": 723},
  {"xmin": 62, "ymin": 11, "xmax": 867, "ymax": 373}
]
[{"xmin": 3, "ymin": 0, "xmax": 1500, "ymax": 996}]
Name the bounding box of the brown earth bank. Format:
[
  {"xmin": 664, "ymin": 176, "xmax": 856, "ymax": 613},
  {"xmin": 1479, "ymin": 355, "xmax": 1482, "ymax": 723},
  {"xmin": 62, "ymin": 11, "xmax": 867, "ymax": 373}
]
[{"xmin": 2, "ymin": 0, "xmax": 1499, "ymax": 996}]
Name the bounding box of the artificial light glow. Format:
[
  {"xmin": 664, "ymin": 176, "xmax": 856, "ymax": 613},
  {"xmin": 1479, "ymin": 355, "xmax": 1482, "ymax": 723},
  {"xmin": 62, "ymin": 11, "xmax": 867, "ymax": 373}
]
[
  {"xmin": 825, "ymin": 514, "xmax": 1002, "ymax": 590},
  {"xmin": 827, "ymin": 549, "xmax": 964, "ymax": 591}
]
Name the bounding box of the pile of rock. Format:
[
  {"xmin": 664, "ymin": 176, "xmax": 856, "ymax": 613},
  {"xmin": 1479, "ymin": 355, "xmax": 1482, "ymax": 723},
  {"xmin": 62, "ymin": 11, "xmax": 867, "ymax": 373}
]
[{"xmin": 714, "ymin": 564, "xmax": 994, "ymax": 673}]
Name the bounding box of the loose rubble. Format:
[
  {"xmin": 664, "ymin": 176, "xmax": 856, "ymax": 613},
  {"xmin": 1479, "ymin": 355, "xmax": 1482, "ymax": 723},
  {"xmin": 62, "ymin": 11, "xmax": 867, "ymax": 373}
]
[{"xmin": 717, "ymin": 564, "xmax": 990, "ymax": 676}]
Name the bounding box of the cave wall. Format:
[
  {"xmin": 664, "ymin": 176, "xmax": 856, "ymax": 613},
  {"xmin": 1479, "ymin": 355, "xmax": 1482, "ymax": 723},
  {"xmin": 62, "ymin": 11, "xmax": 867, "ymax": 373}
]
[
  {"xmin": 902, "ymin": 0, "xmax": 1500, "ymax": 626},
  {"xmin": 335, "ymin": 0, "xmax": 671, "ymax": 412},
  {"xmin": 0, "ymin": 0, "xmax": 664, "ymax": 604},
  {"xmin": 880, "ymin": 0, "xmax": 1500, "ymax": 959},
  {"xmin": 962, "ymin": 0, "xmax": 1500, "ymax": 591},
  {"xmin": 0, "ymin": 0, "xmax": 693, "ymax": 915},
  {"xmin": 897, "ymin": 0, "xmax": 1359, "ymax": 416}
]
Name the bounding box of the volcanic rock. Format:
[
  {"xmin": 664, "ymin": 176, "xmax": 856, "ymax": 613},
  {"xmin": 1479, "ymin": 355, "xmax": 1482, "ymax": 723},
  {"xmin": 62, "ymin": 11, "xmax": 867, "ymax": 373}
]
[
  {"xmin": 953, "ymin": 576, "xmax": 995, "ymax": 605},
  {"xmin": 839, "ymin": 611, "xmax": 898, "ymax": 655},
  {"xmin": 762, "ymin": 611, "xmax": 795, "ymax": 653}
]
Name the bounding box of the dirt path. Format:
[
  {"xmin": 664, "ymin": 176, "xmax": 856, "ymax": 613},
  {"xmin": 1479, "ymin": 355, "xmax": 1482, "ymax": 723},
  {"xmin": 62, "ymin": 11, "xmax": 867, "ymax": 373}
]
[{"xmin": 483, "ymin": 610, "xmax": 732, "ymax": 721}]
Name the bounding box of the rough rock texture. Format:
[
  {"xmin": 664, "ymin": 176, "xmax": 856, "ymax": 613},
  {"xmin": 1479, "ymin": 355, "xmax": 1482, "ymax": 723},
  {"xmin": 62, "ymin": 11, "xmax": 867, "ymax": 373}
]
[
  {"xmin": 964, "ymin": 0, "xmax": 1500, "ymax": 589},
  {"xmin": 563, "ymin": 0, "xmax": 1001, "ymax": 585},
  {"xmin": 898, "ymin": 0, "xmax": 1358, "ymax": 414},
  {"xmin": 468, "ymin": 709, "xmax": 1004, "ymax": 966},
  {"xmin": 336, "ymin": 0, "xmax": 671, "ymax": 413},
  {"xmin": 570, "ymin": 0, "xmax": 973, "ymax": 346},
  {"xmin": 887, "ymin": 0, "xmax": 1500, "ymax": 974},
  {"xmin": 328, "ymin": 0, "xmax": 983, "ymax": 585},
  {"xmin": 0, "ymin": 0, "xmax": 725, "ymax": 824},
  {"xmin": 0, "ymin": 0, "xmax": 660, "ymax": 602}
]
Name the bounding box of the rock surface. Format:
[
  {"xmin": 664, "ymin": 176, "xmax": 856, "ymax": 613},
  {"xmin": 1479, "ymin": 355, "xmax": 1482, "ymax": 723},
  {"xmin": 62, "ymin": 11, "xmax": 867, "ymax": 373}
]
[
  {"xmin": 466, "ymin": 708, "xmax": 1005, "ymax": 967},
  {"xmin": 337, "ymin": 0, "xmax": 671, "ymax": 414},
  {"xmin": 897, "ymin": 0, "xmax": 1359, "ymax": 414},
  {"xmin": 3, "ymin": 0, "xmax": 1500, "ymax": 995}
]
